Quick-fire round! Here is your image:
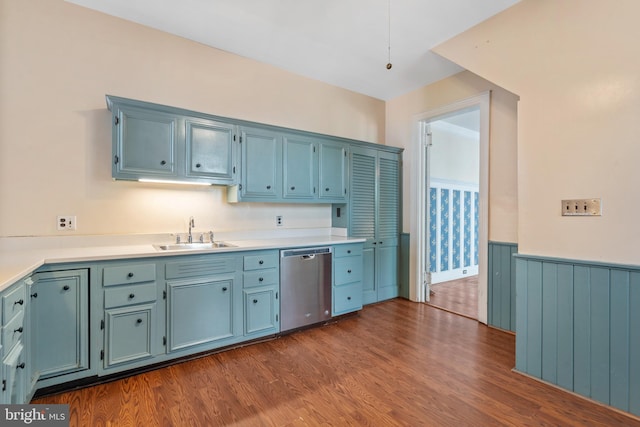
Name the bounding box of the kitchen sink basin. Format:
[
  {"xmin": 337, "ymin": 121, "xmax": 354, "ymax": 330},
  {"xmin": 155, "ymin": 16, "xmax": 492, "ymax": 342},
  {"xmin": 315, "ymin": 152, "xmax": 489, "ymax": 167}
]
[{"xmin": 153, "ymin": 242, "xmax": 236, "ymax": 251}]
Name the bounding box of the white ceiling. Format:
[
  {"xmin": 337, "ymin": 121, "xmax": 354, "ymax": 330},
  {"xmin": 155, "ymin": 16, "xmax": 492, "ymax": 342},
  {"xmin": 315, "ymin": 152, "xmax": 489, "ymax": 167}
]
[{"xmin": 66, "ymin": 0, "xmax": 519, "ymax": 100}]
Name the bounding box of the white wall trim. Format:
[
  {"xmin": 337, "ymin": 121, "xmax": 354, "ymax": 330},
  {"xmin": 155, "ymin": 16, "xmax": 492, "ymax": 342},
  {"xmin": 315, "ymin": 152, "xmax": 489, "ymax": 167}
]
[{"xmin": 410, "ymin": 91, "xmax": 490, "ymax": 324}]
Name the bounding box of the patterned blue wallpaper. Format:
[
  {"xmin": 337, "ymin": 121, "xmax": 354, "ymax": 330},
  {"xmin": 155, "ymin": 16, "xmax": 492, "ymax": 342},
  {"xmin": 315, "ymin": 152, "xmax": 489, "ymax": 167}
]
[
  {"xmin": 428, "ymin": 181, "xmax": 478, "ymax": 278},
  {"xmin": 440, "ymin": 188, "xmax": 449, "ymax": 272},
  {"xmin": 429, "ymin": 188, "xmax": 437, "ymax": 273},
  {"xmin": 464, "ymin": 191, "xmax": 472, "ymax": 268}
]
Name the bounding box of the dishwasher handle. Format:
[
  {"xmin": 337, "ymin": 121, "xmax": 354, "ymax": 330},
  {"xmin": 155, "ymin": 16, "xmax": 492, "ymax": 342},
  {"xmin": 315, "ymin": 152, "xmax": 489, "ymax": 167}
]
[{"xmin": 281, "ymin": 247, "xmax": 332, "ymax": 258}]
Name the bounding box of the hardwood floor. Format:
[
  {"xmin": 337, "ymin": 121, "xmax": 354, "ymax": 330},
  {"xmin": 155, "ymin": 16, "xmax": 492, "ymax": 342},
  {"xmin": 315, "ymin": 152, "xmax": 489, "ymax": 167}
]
[
  {"xmin": 428, "ymin": 276, "xmax": 478, "ymax": 319},
  {"xmin": 34, "ymin": 299, "xmax": 638, "ymax": 426}
]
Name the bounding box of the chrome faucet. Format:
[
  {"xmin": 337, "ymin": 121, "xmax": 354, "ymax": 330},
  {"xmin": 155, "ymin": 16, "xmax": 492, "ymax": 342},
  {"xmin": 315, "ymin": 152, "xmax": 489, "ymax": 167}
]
[{"xmin": 188, "ymin": 216, "xmax": 195, "ymax": 243}]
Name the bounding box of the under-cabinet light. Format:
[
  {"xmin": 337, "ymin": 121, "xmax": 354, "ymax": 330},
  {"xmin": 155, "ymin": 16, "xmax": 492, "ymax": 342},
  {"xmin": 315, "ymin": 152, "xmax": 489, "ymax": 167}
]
[{"xmin": 138, "ymin": 179, "xmax": 212, "ymax": 186}]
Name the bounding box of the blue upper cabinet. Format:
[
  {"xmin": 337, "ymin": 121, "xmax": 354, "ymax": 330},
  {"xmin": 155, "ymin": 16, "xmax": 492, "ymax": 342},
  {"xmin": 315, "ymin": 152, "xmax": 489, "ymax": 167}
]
[
  {"xmin": 107, "ymin": 95, "xmax": 238, "ymax": 185},
  {"xmin": 233, "ymin": 126, "xmax": 282, "ymax": 200},
  {"xmin": 229, "ymin": 130, "xmax": 348, "ymax": 204},
  {"xmin": 319, "ymin": 141, "xmax": 348, "ymax": 202},
  {"xmin": 283, "ymin": 134, "xmax": 317, "ymax": 200},
  {"xmin": 114, "ymin": 105, "xmax": 178, "ymax": 178},
  {"xmin": 185, "ymin": 118, "xmax": 237, "ymax": 184}
]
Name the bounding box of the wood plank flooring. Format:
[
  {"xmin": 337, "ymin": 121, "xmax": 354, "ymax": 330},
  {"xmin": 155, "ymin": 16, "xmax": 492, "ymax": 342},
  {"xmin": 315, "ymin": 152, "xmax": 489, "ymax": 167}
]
[
  {"xmin": 428, "ymin": 276, "xmax": 478, "ymax": 319},
  {"xmin": 34, "ymin": 299, "xmax": 639, "ymax": 426}
]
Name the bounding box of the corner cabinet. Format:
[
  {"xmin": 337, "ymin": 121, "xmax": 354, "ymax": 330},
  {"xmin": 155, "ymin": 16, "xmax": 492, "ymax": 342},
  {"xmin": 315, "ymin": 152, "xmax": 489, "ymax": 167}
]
[
  {"xmin": 30, "ymin": 269, "xmax": 89, "ymax": 389},
  {"xmin": 349, "ymin": 147, "xmax": 401, "ymax": 305},
  {"xmin": 107, "ymin": 95, "xmax": 238, "ymax": 185},
  {"xmin": 0, "ymin": 278, "xmax": 27, "ymax": 404}
]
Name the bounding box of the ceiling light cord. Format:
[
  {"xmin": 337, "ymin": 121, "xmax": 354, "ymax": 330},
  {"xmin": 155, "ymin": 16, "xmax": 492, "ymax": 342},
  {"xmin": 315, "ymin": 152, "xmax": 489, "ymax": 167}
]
[{"xmin": 386, "ymin": 0, "xmax": 392, "ymax": 69}]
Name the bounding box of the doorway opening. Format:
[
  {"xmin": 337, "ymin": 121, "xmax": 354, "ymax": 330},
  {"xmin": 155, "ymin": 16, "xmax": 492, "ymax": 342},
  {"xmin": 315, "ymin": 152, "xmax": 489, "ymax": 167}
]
[
  {"xmin": 425, "ymin": 108, "xmax": 480, "ymax": 319},
  {"xmin": 414, "ymin": 92, "xmax": 490, "ymax": 323}
]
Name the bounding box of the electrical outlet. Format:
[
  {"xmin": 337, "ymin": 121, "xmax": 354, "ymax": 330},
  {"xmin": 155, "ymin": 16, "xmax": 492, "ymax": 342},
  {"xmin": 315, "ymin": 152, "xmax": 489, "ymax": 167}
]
[
  {"xmin": 276, "ymin": 215, "xmax": 283, "ymax": 226},
  {"xmin": 57, "ymin": 215, "xmax": 76, "ymax": 230},
  {"xmin": 561, "ymin": 199, "xmax": 602, "ymax": 216}
]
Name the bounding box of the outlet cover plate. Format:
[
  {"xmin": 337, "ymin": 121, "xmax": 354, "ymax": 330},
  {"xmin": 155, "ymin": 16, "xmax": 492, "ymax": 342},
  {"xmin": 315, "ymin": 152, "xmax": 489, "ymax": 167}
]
[
  {"xmin": 561, "ymin": 199, "xmax": 602, "ymax": 216},
  {"xmin": 57, "ymin": 215, "xmax": 77, "ymax": 230}
]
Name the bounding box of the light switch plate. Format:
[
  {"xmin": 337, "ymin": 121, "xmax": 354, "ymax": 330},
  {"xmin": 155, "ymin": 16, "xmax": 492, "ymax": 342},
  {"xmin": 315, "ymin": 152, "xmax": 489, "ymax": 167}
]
[{"xmin": 561, "ymin": 199, "xmax": 602, "ymax": 216}]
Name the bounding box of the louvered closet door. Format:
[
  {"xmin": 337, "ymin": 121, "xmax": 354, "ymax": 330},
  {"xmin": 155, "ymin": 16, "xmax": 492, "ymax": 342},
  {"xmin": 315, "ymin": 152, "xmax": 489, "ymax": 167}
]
[
  {"xmin": 350, "ymin": 148, "xmax": 376, "ymax": 240},
  {"xmin": 350, "ymin": 147, "xmax": 377, "ymax": 304},
  {"xmin": 378, "ymin": 153, "xmax": 400, "ymax": 240},
  {"xmin": 376, "ymin": 151, "xmax": 400, "ymax": 301}
]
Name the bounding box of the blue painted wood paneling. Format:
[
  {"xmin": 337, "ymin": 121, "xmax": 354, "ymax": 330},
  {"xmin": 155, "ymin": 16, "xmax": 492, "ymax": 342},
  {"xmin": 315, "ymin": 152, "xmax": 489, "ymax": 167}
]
[
  {"xmin": 542, "ymin": 263, "xmax": 558, "ymax": 384},
  {"xmin": 515, "ymin": 258, "xmax": 528, "ymax": 373},
  {"xmin": 526, "ymin": 261, "xmax": 543, "ymax": 378},
  {"xmin": 488, "ymin": 242, "xmax": 517, "ymax": 332},
  {"xmin": 630, "ymin": 272, "xmax": 640, "ymax": 415},
  {"xmin": 556, "ymin": 264, "xmax": 574, "ymax": 391},
  {"xmin": 610, "ymin": 270, "xmax": 629, "ymax": 410},
  {"xmin": 515, "ymin": 254, "xmax": 640, "ymax": 417}
]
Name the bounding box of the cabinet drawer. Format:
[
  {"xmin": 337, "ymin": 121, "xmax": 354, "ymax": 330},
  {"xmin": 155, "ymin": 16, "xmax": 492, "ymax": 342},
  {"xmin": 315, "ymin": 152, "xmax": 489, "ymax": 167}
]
[
  {"xmin": 243, "ymin": 270, "xmax": 278, "ymax": 288},
  {"xmin": 103, "ymin": 264, "xmax": 156, "ymax": 286},
  {"xmin": 244, "ymin": 253, "xmax": 278, "ymax": 271},
  {"xmin": 2, "ymin": 283, "xmax": 26, "ymax": 324},
  {"xmin": 334, "ymin": 257, "xmax": 363, "ymax": 286},
  {"xmin": 2, "ymin": 311, "xmax": 25, "ymax": 355},
  {"xmin": 333, "ymin": 282, "xmax": 363, "ymax": 315},
  {"xmin": 104, "ymin": 283, "xmax": 157, "ymax": 309},
  {"xmin": 334, "ymin": 244, "xmax": 363, "ymax": 258}
]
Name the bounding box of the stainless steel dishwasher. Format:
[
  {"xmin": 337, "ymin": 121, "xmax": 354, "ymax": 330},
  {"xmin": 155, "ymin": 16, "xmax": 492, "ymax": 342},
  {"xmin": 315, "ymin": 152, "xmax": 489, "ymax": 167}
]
[{"xmin": 280, "ymin": 247, "xmax": 332, "ymax": 332}]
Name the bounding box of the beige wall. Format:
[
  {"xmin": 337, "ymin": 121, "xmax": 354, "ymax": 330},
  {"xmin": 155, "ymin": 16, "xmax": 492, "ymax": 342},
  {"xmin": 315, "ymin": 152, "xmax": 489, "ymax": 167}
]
[
  {"xmin": 434, "ymin": 0, "xmax": 640, "ymax": 265},
  {"xmin": 0, "ymin": 0, "xmax": 385, "ymax": 236},
  {"xmin": 386, "ymin": 70, "xmax": 519, "ymax": 243}
]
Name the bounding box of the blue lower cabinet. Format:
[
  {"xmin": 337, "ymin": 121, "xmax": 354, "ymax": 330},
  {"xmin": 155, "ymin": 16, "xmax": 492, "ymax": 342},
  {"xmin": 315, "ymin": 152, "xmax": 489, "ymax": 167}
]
[
  {"xmin": 104, "ymin": 304, "xmax": 156, "ymax": 368},
  {"xmin": 167, "ymin": 277, "xmax": 236, "ymax": 352},
  {"xmin": 242, "ymin": 251, "xmax": 280, "ymax": 338},
  {"xmin": 332, "ymin": 243, "xmax": 364, "ymax": 316},
  {"xmin": 100, "ymin": 261, "xmax": 161, "ymax": 373},
  {"xmin": 2, "ymin": 342, "xmax": 25, "ymax": 404},
  {"xmin": 244, "ymin": 287, "xmax": 278, "ymax": 336},
  {"xmin": 31, "ymin": 270, "xmax": 89, "ymax": 380}
]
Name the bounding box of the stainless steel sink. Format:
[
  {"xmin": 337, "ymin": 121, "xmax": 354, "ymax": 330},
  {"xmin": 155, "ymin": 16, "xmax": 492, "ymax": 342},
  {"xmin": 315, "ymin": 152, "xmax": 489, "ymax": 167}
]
[{"xmin": 153, "ymin": 242, "xmax": 236, "ymax": 251}]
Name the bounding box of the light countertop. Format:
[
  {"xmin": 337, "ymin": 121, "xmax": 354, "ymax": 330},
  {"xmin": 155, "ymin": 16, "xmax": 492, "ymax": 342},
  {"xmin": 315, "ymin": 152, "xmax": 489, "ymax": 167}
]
[{"xmin": 0, "ymin": 229, "xmax": 364, "ymax": 292}]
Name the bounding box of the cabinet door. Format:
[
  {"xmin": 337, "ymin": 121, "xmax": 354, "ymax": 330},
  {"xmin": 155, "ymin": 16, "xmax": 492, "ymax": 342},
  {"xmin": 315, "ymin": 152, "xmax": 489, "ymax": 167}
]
[
  {"xmin": 376, "ymin": 242, "xmax": 399, "ymax": 301},
  {"xmin": 244, "ymin": 287, "xmax": 278, "ymax": 336},
  {"xmin": 283, "ymin": 135, "xmax": 316, "ymax": 200},
  {"xmin": 319, "ymin": 142, "xmax": 347, "ymax": 201},
  {"xmin": 186, "ymin": 119, "xmax": 237, "ymax": 183},
  {"xmin": 241, "ymin": 127, "xmax": 281, "ymax": 198},
  {"xmin": 104, "ymin": 304, "xmax": 156, "ymax": 368},
  {"xmin": 2, "ymin": 342, "xmax": 26, "ymax": 404},
  {"xmin": 349, "ymin": 147, "xmax": 376, "ymax": 241},
  {"xmin": 114, "ymin": 106, "xmax": 177, "ymax": 178},
  {"xmin": 361, "ymin": 246, "xmax": 377, "ymax": 305},
  {"xmin": 167, "ymin": 277, "xmax": 235, "ymax": 352},
  {"xmin": 377, "ymin": 151, "xmax": 400, "ymax": 240},
  {"xmin": 32, "ymin": 270, "xmax": 89, "ymax": 379}
]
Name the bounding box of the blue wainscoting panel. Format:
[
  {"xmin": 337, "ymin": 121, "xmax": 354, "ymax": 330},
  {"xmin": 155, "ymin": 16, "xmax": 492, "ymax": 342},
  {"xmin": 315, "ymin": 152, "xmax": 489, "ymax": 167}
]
[
  {"xmin": 488, "ymin": 242, "xmax": 517, "ymax": 332},
  {"xmin": 515, "ymin": 254, "xmax": 640, "ymax": 417},
  {"xmin": 630, "ymin": 273, "xmax": 640, "ymax": 415},
  {"xmin": 541, "ymin": 263, "xmax": 558, "ymax": 384},
  {"xmin": 556, "ymin": 264, "xmax": 574, "ymax": 391},
  {"xmin": 610, "ymin": 270, "xmax": 629, "ymax": 411}
]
